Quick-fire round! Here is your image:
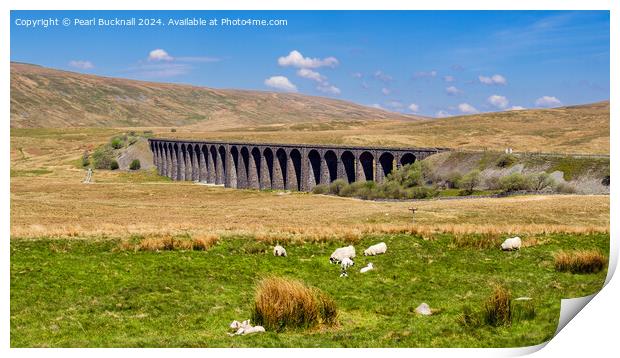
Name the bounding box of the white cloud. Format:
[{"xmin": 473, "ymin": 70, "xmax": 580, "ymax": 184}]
[
  {"xmin": 381, "ymin": 88, "xmax": 391, "ymax": 95},
  {"xmin": 413, "ymin": 70, "xmax": 438, "ymax": 79},
  {"xmin": 278, "ymin": 50, "xmax": 338, "ymax": 69},
  {"xmin": 435, "ymin": 110, "xmax": 451, "ymax": 118},
  {"xmin": 535, "ymin": 96, "xmax": 562, "ymax": 107},
  {"xmin": 296, "ymin": 68, "xmax": 326, "ymax": 83},
  {"xmin": 443, "ymin": 75, "xmax": 455, "ymax": 83},
  {"xmin": 387, "ymin": 100, "xmax": 404, "ymax": 109},
  {"xmin": 317, "ymin": 84, "xmax": 341, "ymax": 95},
  {"xmin": 487, "ymin": 95, "xmax": 509, "ymax": 109},
  {"xmin": 507, "ymin": 105, "xmax": 526, "ymax": 111},
  {"xmin": 479, "ymin": 74, "xmax": 507, "ymax": 85},
  {"xmin": 264, "ymin": 76, "xmax": 298, "ymax": 92},
  {"xmin": 352, "ymin": 72, "xmax": 363, "ymax": 79},
  {"xmin": 148, "ymin": 48, "xmax": 173, "ymax": 61},
  {"xmin": 370, "ymin": 104, "xmax": 384, "ymax": 110},
  {"xmin": 445, "ymin": 86, "xmax": 462, "ymax": 96},
  {"xmin": 458, "ymin": 103, "xmax": 478, "ymax": 114},
  {"xmin": 408, "ymin": 103, "xmax": 420, "ymax": 113},
  {"xmin": 68, "ymin": 60, "xmax": 94, "ymax": 70},
  {"xmin": 374, "ymin": 70, "xmax": 393, "ymax": 83}
]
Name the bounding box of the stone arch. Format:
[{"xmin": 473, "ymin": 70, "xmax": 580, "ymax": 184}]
[
  {"xmin": 239, "ymin": 147, "xmax": 251, "ymax": 189},
  {"xmin": 229, "ymin": 146, "xmax": 240, "ymax": 188},
  {"xmin": 192, "ymin": 144, "xmax": 200, "ymax": 181},
  {"xmin": 262, "ymin": 148, "xmax": 274, "ymax": 190},
  {"xmin": 323, "ymin": 150, "xmax": 338, "ymax": 184},
  {"xmin": 273, "ymin": 148, "xmax": 287, "ymax": 190},
  {"xmin": 248, "ymin": 147, "xmax": 261, "ymax": 189},
  {"xmin": 218, "ymin": 146, "xmax": 227, "ymax": 185},
  {"xmin": 168, "ymin": 143, "xmax": 175, "ymax": 179},
  {"xmin": 341, "ymin": 151, "xmax": 355, "ymax": 183},
  {"xmin": 288, "ymin": 149, "xmax": 302, "ymax": 191},
  {"xmin": 199, "ymin": 145, "xmax": 208, "ymax": 182},
  {"xmin": 400, "ymin": 153, "xmax": 416, "ymax": 167},
  {"xmin": 308, "ymin": 149, "xmax": 321, "ymax": 188},
  {"xmin": 186, "ymin": 144, "xmax": 195, "ymax": 181},
  {"xmin": 378, "ymin": 152, "xmax": 395, "ymax": 182},
  {"xmin": 358, "ymin": 151, "xmax": 374, "ymax": 181}
]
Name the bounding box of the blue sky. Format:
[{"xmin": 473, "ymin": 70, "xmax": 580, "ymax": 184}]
[{"xmin": 10, "ymin": 10, "xmax": 609, "ymax": 117}]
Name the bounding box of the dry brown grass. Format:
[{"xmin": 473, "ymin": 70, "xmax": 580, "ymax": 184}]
[
  {"xmin": 484, "ymin": 285, "xmax": 512, "ymax": 327},
  {"xmin": 251, "ymin": 277, "xmax": 338, "ymax": 331},
  {"xmin": 10, "ymin": 127, "xmax": 610, "ymax": 240},
  {"xmin": 452, "ymin": 233, "xmax": 501, "ymax": 249},
  {"xmin": 554, "ymin": 250, "xmax": 608, "ymax": 274},
  {"xmin": 118, "ymin": 234, "xmax": 220, "ymax": 252}
]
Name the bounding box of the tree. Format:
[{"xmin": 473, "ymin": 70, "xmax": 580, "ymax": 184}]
[
  {"xmin": 458, "ymin": 169, "xmax": 481, "ymax": 194},
  {"xmin": 110, "ymin": 160, "xmax": 119, "ymax": 170},
  {"xmin": 531, "ymin": 172, "xmax": 555, "ymax": 191}
]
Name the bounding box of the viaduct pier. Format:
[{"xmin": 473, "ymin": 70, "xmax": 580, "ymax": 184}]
[{"xmin": 148, "ymin": 139, "xmax": 446, "ymax": 191}]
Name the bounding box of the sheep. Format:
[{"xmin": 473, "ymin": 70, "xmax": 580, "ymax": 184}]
[
  {"xmin": 360, "ymin": 262, "xmax": 374, "ymax": 273},
  {"xmin": 329, "ymin": 245, "xmax": 356, "ymax": 264},
  {"xmin": 273, "ymin": 245, "xmax": 287, "ymax": 257},
  {"xmin": 364, "ymin": 242, "xmax": 387, "ymax": 256},
  {"xmin": 340, "ymin": 257, "xmax": 354, "ymax": 270},
  {"xmin": 228, "ymin": 319, "xmax": 265, "ymax": 335},
  {"xmin": 500, "ymin": 236, "xmax": 522, "ymax": 251}
]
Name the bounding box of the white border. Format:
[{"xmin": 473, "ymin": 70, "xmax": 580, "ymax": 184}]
[{"xmin": 2, "ymin": 1, "xmax": 616, "ymax": 357}]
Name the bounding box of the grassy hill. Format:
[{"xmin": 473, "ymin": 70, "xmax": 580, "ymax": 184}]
[
  {"xmin": 10, "ymin": 62, "xmax": 420, "ymax": 129},
  {"xmin": 10, "ymin": 62, "xmax": 609, "ymax": 154}
]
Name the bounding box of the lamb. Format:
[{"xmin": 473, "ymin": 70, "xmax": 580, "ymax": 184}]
[
  {"xmin": 329, "ymin": 245, "xmax": 356, "ymax": 264},
  {"xmin": 339, "ymin": 257, "xmax": 355, "ymax": 278},
  {"xmin": 273, "ymin": 245, "xmax": 287, "ymax": 257},
  {"xmin": 364, "ymin": 242, "xmax": 387, "ymax": 256},
  {"xmin": 360, "ymin": 262, "xmax": 374, "ymax": 273},
  {"xmin": 228, "ymin": 319, "xmax": 265, "ymax": 336},
  {"xmin": 500, "ymin": 236, "xmax": 522, "ymax": 251}
]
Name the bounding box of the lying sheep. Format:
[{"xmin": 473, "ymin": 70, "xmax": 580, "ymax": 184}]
[
  {"xmin": 500, "ymin": 236, "xmax": 522, "ymax": 251},
  {"xmin": 360, "ymin": 262, "xmax": 374, "ymax": 273},
  {"xmin": 330, "ymin": 245, "xmax": 356, "ymax": 264},
  {"xmin": 228, "ymin": 319, "xmax": 265, "ymax": 336},
  {"xmin": 273, "ymin": 245, "xmax": 287, "ymax": 257},
  {"xmin": 364, "ymin": 242, "xmax": 387, "ymax": 256}
]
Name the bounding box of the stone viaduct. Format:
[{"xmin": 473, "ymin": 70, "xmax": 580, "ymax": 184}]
[{"xmin": 148, "ymin": 138, "xmax": 446, "ymax": 191}]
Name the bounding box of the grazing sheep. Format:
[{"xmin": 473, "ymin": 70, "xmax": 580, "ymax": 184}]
[
  {"xmin": 273, "ymin": 245, "xmax": 287, "ymax": 257},
  {"xmin": 360, "ymin": 262, "xmax": 374, "ymax": 273},
  {"xmin": 364, "ymin": 242, "xmax": 387, "ymax": 256},
  {"xmin": 330, "ymin": 245, "xmax": 356, "ymax": 264},
  {"xmin": 500, "ymin": 236, "xmax": 522, "ymax": 251},
  {"xmin": 340, "ymin": 257, "xmax": 355, "ymax": 270}
]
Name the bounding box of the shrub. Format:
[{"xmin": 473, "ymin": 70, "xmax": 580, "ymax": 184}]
[
  {"xmin": 496, "ymin": 153, "xmax": 518, "ymax": 168},
  {"xmin": 484, "ymin": 175, "xmax": 502, "ymax": 190},
  {"xmin": 387, "ymin": 162, "xmax": 424, "ymax": 188},
  {"xmin": 484, "ymin": 285, "xmax": 512, "ymax": 327},
  {"xmin": 499, "ymin": 172, "xmax": 532, "ymax": 192},
  {"xmin": 110, "ymin": 137, "xmax": 124, "ymax": 149},
  {"xmin": 251, "ymin": 277, "xmax": 337, "ymax": 331},
  {"xmin": 530, "ymin": 172, "xmax": 555, "ymax": 191},
  {"xmin": 81, "ymin": 151, "xmax": 90, "ymax": 167},
  {"xmin": 445, "ymin": 171, "xmax": 462, "ymax": 189},
  {"xmin": 170, "ymin": 128, "xmax": 177, "ymax": 132},
  {"xmin": 328, "ymin": 179, "xmax": 348, "ymax": 195},
  {"xmin": 554, "ymin": 250, "xmax": 607, "ymax": 274},
  {"xmin": 92, "ymin": 146, "xmax": 115, "ymax": 169},
  {"xmin": 312, "ymin": 184, "xmax": 328, "ymax": 194},
  {"xmin": 110, "ymin": 160, "xmax": 119, "ymax": 170},
  {"xmin": 555, "ymin": 182, "xmax": 577, "ymax": 194},
  {"xmin": 405, "ymin": 186, "xmax": 438, "ymax": 199},
  {"xmin": 129, "ymin": 159, "xmax": 141, "ymax": 170},
  {"xmin": 458, "ymin": 169, "xmax": 481, "ymax": 194}
]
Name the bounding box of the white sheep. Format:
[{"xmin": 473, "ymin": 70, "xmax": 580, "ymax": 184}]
[
  {"xmin": 364, "ymin": 242, "xmax": 387, "ymax": 256},
  {"xmin": 241, "ymin": 325, "xmax": 265, "ymax": 335},
  {"xmin": 360, "ymin": 262, "xmax": 374, "ymax": 273},
  {"xmin": 340, "ymin": 257, "xmax": 355, "ymax": 270},
  {"xmin": 228, "ymin": 319, "xmax": 265, "ymax": 336},
  {"xmin": 500, "ymin": 236, "xmax": 522, "ymax": 251},
  {"xmin": 273, "ymin": 245, "xmax": 287, "ymax": 257},
  {"xmin": 330, "ymin": 245, "xmax": 356, "ymax": 264}
]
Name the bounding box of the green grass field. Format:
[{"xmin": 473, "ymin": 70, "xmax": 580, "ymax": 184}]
[{"xmin": 10, "ymin": 233, "xmax": 608, "ymax": 347}]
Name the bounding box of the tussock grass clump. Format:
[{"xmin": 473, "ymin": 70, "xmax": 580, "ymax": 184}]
[
  {"xmin": 133, "ymin": 234, "xmax": 219, "ymax": 252},
  {"xmin": 484, "ymin": 285, "xmax": 512, "ymax": 327},
  {"xmin": 513, "ymin": 299, "xmax": 536, "ymax": 322},
  {"xmin": 554, "ymin": 250, "xmax": 607, "ymax": 274},
  {"xmin": 452, "ymin": 233, "xmax": 501, "ymax": 249},
  {"xmin": 252, "ymin": 277, "xmax": 338, "ymax": 331}
]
